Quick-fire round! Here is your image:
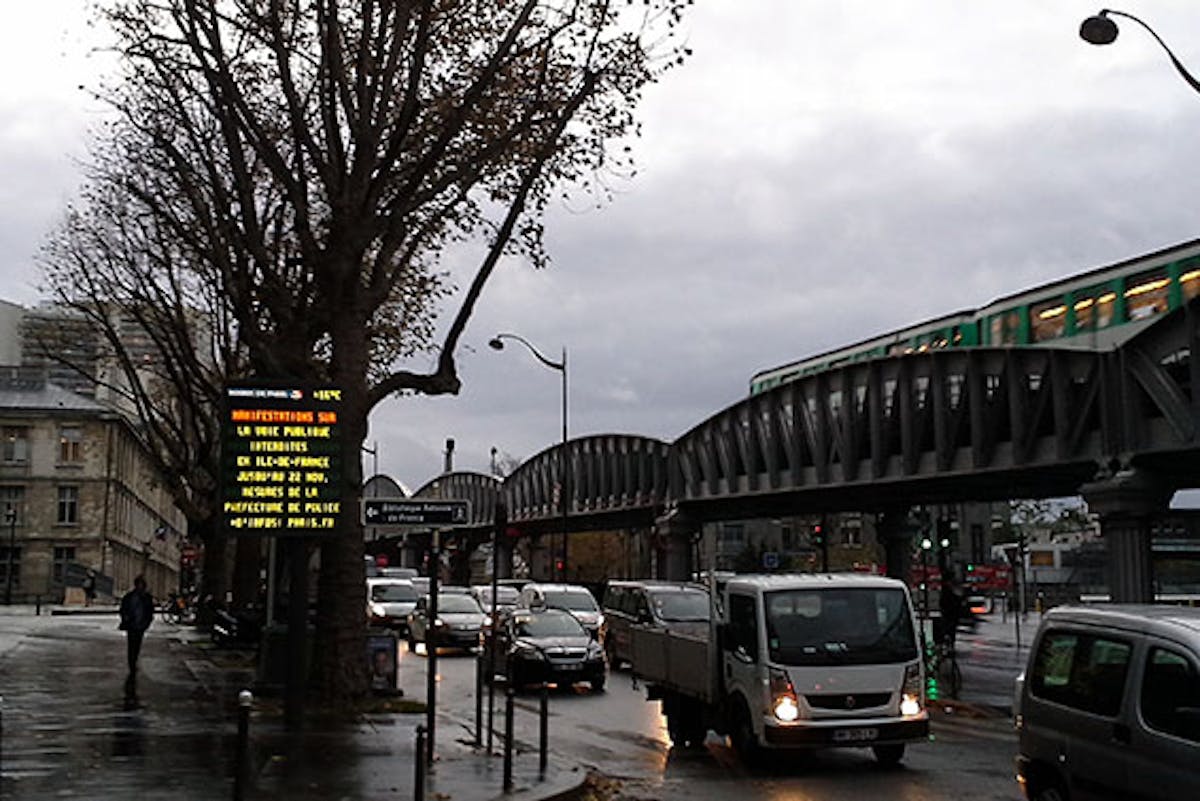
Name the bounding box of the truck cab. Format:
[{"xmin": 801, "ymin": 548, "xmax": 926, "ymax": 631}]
[{"xmin": 719, "ymin": 574, "xmax": 929, "ymax": 763}]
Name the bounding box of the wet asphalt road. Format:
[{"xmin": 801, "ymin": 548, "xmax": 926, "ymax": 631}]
[{"xmin": 398, "ymin": 627, "xmax": 1026, "ymax": 801}]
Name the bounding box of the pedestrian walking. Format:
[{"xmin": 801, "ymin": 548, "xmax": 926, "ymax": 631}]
[
  {"xmin": 119, "ymin": 575, "xmax": 155, "ymax": 675},
  {"xmin": 939, "ymin": 573, "xmax": 963, "ymax": 651},
  {"xmin": 82, "ymin": 569, "xmax": 97, "ymax": 607}
]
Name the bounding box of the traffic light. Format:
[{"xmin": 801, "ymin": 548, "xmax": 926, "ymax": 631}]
[
  {"xmin": 812, "ymin": 524, "xmax": 824, "ymax": 546},
  {"xmin": 966, "ymin": 563, "xmax": 975, "ymax": 573}
]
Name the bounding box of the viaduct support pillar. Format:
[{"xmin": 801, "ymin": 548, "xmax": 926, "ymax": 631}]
[
  {"xmin": 527, "ymin": 535, "xmax": 553, "ymax": 582},
  {"xmin": 1081, "ymin": 470, "xmax": 1170, "ymax": 604},
  {"xmin": 876, "ymin": 508, "xmax": 912, "ymax": 586},
  {"xmin": 653, "ymin": 511, "xmax": 696, "ymax": 582},
  {"xmin": 402, "ymin": 533, "xmax": 428, "ymax": 571}
]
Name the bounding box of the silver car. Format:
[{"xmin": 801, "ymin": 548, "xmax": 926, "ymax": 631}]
[{"xmin": 407, "ymin": 593, "xmax": 488, "ymax": 653}]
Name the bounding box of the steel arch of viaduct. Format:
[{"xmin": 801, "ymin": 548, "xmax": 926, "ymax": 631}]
[{"xmin": 416, "ymin": 304, "xmax": 1200, "ymax": 529}]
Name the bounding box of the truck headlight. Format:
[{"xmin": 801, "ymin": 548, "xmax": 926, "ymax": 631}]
[
  {"xmin": 769, "ymin": 668, "xmax": 800, "ymax": 722},
  {"xmin": 902, "ymin": 662, "xmax": 924, "ymax": 716}
]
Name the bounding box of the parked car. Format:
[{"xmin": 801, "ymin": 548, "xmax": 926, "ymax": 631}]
[
  {"xmin": 366, "ymin": 578, "xmax": 419, "ymax": 633},
  {"xmin": 1014, "ymin": 605, "xmax": 1200, "ymax": 801},
  {"xmin": 602, "ymin": 580, "xmax": 710, "ymax": 668},
  {"xmin": 380, "ymin": 567, "xmax": 418, "ymax": 580},
  {"xmin": 406, "ymin": 592, "xmax": 488, "ymax": 653},
  {"xmin": 410, "ymin": 576, "xmax": 430, "ymax": 597},
  {"xmin": 471, "ymin": 584, "xmax": 520, "ymax": 615},
  {"xmin": 486, "ymin": 607, "xmax": 606, "ymax": 692},
  {"xmin": 517, "ymin": 583, "xmax": 604, "ymax": 639}
]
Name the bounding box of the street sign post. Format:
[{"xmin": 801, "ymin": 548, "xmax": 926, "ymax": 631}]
[{"xmin": 362, "ymin": 499, "xmax": 471, "ymax": 527}]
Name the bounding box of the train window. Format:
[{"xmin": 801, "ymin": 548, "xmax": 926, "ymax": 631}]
[
  {"xmin": 1073, "ymin": 286, "xmax": 1118, "ymax": 331},
  {"xmin": 990, "ymin": 310, "xmax": 1021, "ymax": 345},
  {"xmin": 1181, "ymin": 264, "xmax": 1200, "ymax": 302},
  {"xmin": 1125, "ymin": 269, "xmax": 1170, "ymax": 321},
  {"xmin": 1032, "ymin": 299, "xmax": 1068, "ymax": 342}
]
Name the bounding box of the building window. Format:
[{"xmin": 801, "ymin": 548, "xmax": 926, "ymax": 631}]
[
  {"xmin": 52, "ymin": 546, "xmax": 76, "ymax": 585},
  {"xmin": 1, "ymin": 427, "xmax": 29, "ymax": 463},
  {"xmin": 0, "ymin": 546, "xmax": 21, "ymax": 589},
  {"xmin": 0, "ymin": 486, "xmax": 25, "ymax": 526},
  {"xmin": 719, "ymin": 523, "xmax": 745, "ymax": 548},
  {"xmin": 57, "ymin": 486, "xmax": 79, "ymax": 525},
  {"xmin": 58, "ymin": 426, "xmax": 83, "ymax": 464}
]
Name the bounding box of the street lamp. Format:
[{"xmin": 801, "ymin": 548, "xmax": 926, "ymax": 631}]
[
  {"xmin": 489, "ymin": 333, "xmax": 568, "ymax": 581},
  {"xmin": 4, "ymin": 507, "xmax": 16, "ymax": 605},
  {"xmin": 1080, "ymin": 9, "xmax": 1200, "ymax": 96}
]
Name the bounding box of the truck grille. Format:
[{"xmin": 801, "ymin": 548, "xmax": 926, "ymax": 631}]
[{"xmin": 805, "ymin": 692, "xmax": 891, "ymax": 711}]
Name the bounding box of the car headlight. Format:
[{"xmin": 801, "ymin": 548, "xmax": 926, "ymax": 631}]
[
  {"xmin": 516, "ymin": 644, "xmax": 546, "ymax": 660},
  {"xmin": 586, "ymin": 642, "xmax": 604, "ymax": 659},
  {"xmin": 433, "ymin": 618, "xmax": 444, "ymax": 628},
  {"xmin": 370, "ymin": 602, "xmax": 386, "ymax": 617},
  {"xmin": 483, "ymin": 615, "xmax": 493, "ymax": 628}
]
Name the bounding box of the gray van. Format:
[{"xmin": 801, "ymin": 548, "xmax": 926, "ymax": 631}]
[
  {"xmin": 602, "ymin": 580, "xmax": 709, "ymax": 668},
  {"xmin": 1014, "ymin": 605, "xmax": 1200, "ymax": 801}
]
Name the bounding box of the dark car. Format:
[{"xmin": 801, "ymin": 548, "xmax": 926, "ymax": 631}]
[
  {"xmin": 407, "ymin": 593, "xmax": 488, "ymax": 653},
  {"xmin": 487, "ymin": 608, "xmax": 606, "ymax": 692}
]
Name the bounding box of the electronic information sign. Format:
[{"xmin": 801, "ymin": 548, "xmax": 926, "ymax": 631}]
[{"xmin": 220, "ymin": 384, "xmax": 343, "ymax": 536}]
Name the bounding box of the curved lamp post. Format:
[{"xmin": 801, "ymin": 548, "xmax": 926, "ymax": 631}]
[
  {"xmin": 1080, "ymin": 9, "xmax": 1200, "ymax": 95},
  {"xmin": 489, "ymin": 333, "xmax": 568, "ymax": 581}
]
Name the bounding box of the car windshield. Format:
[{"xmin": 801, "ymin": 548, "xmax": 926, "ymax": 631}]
[
  {"xmin": 764, "ymin": 588, "xmax": 917, "ymax": 666},
  {"xmin": 438, "ymin": 596, "xmax": 483, "ymax": 614},
  {"xmin": 650, "ymin": 589, "xmax": 710, "ymax": 622},
  {"xmin": 514, "ymin": 612, "xmax": 585, "ymax": 638},
  {"xmin": 372, "ymin": 584, "xmax": 416, "ymax": 602},
  {"xmin": 543, "ymin": 590, "xmax": 598, "ymax": 612}
]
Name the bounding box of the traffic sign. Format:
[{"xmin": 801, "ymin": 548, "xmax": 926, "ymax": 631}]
[{"xmin": 362, "ymin": 498, "xmax": 471, "ymax": 527}]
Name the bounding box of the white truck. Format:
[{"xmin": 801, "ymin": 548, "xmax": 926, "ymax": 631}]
[{"xmin": 630, "ymin": 573, "xmax": 929, "ymax": 764}]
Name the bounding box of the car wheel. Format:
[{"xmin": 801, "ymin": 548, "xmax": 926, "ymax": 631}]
[{"xmin": 871, "ymin": 744, "xmax": 905, "ymax": 766}]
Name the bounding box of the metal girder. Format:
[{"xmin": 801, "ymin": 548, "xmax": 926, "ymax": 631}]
[{"xmin": 411, "ymin": 471, "xmax": 501, "ymax": 528}]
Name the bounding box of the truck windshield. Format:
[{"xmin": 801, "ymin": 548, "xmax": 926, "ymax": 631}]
[{"xmin": 764, "ymin": 588, "xmax": 917, "ymax": 666}]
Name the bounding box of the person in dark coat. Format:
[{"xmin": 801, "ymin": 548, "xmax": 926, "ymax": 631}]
[
  {"xmin": 119, "ymin": 575, "xmax": 155, "ymax": 675},
  {"xmin": 938, "ymin": 574, "xmax": 963, "ymax": 651}
]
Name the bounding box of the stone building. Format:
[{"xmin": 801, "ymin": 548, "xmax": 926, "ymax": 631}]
[{"xmin": 0, "ymin": 367, "xmax": 184, "ymax": 603}]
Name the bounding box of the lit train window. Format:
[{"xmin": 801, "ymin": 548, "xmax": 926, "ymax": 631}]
[
  {"xmin": 1032, "ymin": 299, "xmax": 1067, "ymax": 342},
  {"xmin": 1125, "ymin": 269, "xmax": 1170, "ymax": 321},
  {"xmin": 1072, "ymin": 286, "xmax": 1117, "ymax": 331},
  {"xmin": 1181, "ymin": 264, "xmax": 1200, "ymax": 301},
  {"xmin": 990, "ymin": 311, "xmax": 1021, "ymax": 345}
]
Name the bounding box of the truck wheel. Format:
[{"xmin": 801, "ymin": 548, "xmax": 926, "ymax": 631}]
[
  {"xmin": 872, "ymin": 744, "xmax": 905, "ymax": 766},
  {"xmin": 731, "ymin": 701, "xmax": 762, "ymax": 766}
]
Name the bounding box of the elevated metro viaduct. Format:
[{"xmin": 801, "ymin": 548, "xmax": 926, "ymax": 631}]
[{"xmin": 386, "ymin": 301, "xmax": 1200, "ymax": 604}]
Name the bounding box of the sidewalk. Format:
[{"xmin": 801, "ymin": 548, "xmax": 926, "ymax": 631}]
[{"xmin": 0, "ymin": 606, "xmax": 586, "ymax": 801}]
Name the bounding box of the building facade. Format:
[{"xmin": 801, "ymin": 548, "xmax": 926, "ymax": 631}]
[{"xmin": 0, "ymin": 368, "xmax": 184, "ymax": 603}]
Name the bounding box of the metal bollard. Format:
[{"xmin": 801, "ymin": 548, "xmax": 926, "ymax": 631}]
[
  {"xmin": 474, "ymin": 652, "xmax": 484, "ymax": 747},
  {"xmin": 538, "ymin": 682, "xmax": 549, "ymax": 777},
  {"xmin": 414, "ymin": 725, "xmax": 426, "ymax": 801},
  {"xmin": 233, "ymin": 689, "xmax": 252, "ymax": 801},
  {"xmin": 503, "ymin": 688, "xmax": 515, "ymax": 793}
]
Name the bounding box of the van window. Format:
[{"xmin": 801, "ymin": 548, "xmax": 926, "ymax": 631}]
[
  {"xmin": 1031, "ymin": 631, "xmax": 1131, "ymax": 717},
  {"xmin": 1141, "ymin": 647, "xmax": 1200, "ymax": 743},
  {"xmin": 649, "ymin": 589, "xmax": 709, "ymax": 622},
  {"xmin": 726, "ymin": 594, "xmax": 759, "ymax": 661},
  {"xmin": 763, "ymin": 588, "xmax": 917, "ymax": 666}
]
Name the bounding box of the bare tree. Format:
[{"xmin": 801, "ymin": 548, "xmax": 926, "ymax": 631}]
[{"xmin": 45, "ymin": 0, "xmax": 691, "ymax": 702}]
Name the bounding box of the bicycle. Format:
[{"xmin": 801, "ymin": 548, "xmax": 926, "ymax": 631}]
[
  {"xmin": 160, "ymin": 592, "xmax": 194, "ymax": 624},
  {"xmin": 924, "ymin": 629, "xmax": 963, "ymax": 700}
]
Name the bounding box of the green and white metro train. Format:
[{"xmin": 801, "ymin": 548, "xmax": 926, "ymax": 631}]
[{"xmin": 749, "ymin": 238, "xmax": 1200, "ymax": 396}]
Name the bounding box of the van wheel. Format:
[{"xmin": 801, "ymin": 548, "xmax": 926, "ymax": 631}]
[{"xmin": 872, "ymin": 744, "xmax": 905, "ymax": 766}]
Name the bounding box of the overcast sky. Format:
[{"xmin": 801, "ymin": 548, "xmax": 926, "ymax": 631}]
[{"xmin": 5, "ymin": 2, "xmax": 1200, "ymax": 492}]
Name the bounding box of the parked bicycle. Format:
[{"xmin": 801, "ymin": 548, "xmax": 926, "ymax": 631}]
[{"xmin": 160, "ymin": 591, "xmax": 195, "ymax": 624}]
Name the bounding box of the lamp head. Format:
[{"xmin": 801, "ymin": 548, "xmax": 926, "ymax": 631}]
[
  {"xmin": 1080, "ymin": 13, "xmax": 1118, "ymax": 45},
  {"xmin": 488, "ymin": 337, "xmax": 504, "ymax": 351}
]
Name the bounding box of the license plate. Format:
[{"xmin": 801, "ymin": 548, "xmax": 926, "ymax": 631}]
[
  {"xmin": 832, "ymin": 727, "xmax": 878, "ymax": 743},
  {"xmin": 552, "ymin": 663, "xmax": 582, "ymax": 672}
]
